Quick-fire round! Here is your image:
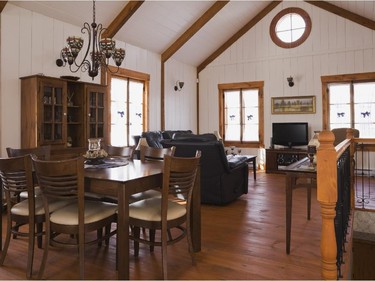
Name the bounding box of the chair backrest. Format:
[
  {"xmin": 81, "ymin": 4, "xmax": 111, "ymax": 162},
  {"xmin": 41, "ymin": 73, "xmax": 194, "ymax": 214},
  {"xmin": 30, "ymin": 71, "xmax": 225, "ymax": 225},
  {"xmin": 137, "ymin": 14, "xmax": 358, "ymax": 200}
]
[
  {"xmin": 105, "ymin": 145, "xmax": 135, "ymax": 159},
  {"xmin": 331, "ymin": 128, "xmax": 360, "ymax": 146},
  {"xmin": 140, "ymin": 145, "xmax": 175, "ymax": 162},
  {"xmin": 31, "ymin": 156, "xmax": 84, "ymax": 205},
  {"xmin": 0, "ymin": 155, "xmax": 35, "ymax": 211},
  {"xmin": 162, "ymin": 151, "xmax": 201, "ymax": 209},
  {"xmin": 6, "ymin": 146, "xmax": 51, "ymax": 160}
]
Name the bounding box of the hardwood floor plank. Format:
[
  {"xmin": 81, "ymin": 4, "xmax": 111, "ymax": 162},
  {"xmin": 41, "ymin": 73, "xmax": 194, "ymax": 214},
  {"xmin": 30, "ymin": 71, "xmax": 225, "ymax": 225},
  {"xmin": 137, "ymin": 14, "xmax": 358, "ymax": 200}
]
[{"xmin": 0, "ymin": 171, "xmax": 324, "ymax": 279}]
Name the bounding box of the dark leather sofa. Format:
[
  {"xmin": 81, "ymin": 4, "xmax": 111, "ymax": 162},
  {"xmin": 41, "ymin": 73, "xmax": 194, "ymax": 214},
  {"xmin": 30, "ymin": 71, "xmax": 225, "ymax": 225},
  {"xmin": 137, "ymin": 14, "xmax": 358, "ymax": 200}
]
[
  {"xmin": 161, "ymin": 134, "xmax": 249, "ymax": 205},
  {"xmin": 140, "ymin": 130, "xmax": 193, "ymax": 148}
]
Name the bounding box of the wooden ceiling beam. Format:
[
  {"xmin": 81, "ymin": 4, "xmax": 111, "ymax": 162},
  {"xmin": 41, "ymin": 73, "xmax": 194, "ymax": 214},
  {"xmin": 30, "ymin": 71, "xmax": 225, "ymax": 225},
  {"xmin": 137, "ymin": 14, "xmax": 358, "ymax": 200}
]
[
  {"xmin": 102, "ymin": 1, "xmax": 144, "ymax": 38},
  {"xmin": 0, "ymin": 1, "xmax": 7, "ymax": 13},
  {"xmin": 197, "ymin": 1, "xmax": 282, "ymax": 73},
  {"xmin": 161, "ymin": 0, "xmax": 229, "ymax": 63},
  {"xmin": 306, "ymin": 1, "xmax": 375, "ymax": 31}
]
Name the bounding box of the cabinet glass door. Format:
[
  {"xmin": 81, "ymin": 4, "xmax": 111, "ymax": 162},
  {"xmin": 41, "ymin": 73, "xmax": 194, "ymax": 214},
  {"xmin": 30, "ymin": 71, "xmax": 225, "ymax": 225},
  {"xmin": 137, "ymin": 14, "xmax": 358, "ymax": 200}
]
[
  {"xmin": 87, "ymin": 88, "xmax": 105, "ymax": 139},
  {"xmin": 41, "ymin": 83, "xmax": 64, "ymax": 144}
]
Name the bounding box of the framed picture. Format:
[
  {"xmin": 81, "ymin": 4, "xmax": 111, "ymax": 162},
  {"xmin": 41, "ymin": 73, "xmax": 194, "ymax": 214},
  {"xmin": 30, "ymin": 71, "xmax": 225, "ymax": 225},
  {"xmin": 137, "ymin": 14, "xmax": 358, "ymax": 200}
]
[{"xmin": 271, "ymin": 95, "xmax": 316, "ymax": 114}]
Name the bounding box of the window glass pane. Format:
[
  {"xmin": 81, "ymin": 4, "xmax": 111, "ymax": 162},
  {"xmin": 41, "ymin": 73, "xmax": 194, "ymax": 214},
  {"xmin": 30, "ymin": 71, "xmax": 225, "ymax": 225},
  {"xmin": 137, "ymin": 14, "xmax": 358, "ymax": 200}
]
[
  {"xmin": 330, "ymin": 104, "xmax": 350, "ymax": 125},
  {"xmin": 291, "ymin": 29, "xmax": 304, "ymax": 41},
  {"xmin": 276, "ymin": 14, "xmax": 291, "ymax": 32},
  {"xmin": 243, "ymin": 124, "xmax": 258, "ymax": 141},
  {"xmin": 111, "ymin": 101, "xmax": 127, "ymax": 125},
  {"xmin": 276, "ymin": 30, "xmax": 292, "ymax": 43},
  {"xmin": 225, "ymin": 124, "xmax": 240, "ymax": 141},
  {"xmin": 111, "ymin": 124, "xmax": 127, "ymax": 146},
  {"xmin": 291, "ymin": 14, "xmax": 305, "ymax": 29},
  {"xmin": 111, "ymin": 78, "xmax": 127, "ymax": 102},
  {"xmin": 329, "ymin": 84, "xmax": 350, "ymax": 104}
]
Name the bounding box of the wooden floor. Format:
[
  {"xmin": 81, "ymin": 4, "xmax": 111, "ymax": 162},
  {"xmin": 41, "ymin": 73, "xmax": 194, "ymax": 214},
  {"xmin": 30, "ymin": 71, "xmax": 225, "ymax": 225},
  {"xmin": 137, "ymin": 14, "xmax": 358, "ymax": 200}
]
[{"xmin": 0, "ymin": 171, "xmax": 323, "ymax": 280}]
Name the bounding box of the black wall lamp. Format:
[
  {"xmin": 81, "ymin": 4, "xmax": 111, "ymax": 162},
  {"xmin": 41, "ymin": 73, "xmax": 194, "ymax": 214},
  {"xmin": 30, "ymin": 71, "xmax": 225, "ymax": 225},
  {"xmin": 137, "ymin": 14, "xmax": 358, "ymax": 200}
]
[
  {"xmin": 174, "ymin": 80, "xmax": 184, "ymax": 91},
  {"xmin": 287, "ymin": 76, "xmax": 294, "ymax": 87}
]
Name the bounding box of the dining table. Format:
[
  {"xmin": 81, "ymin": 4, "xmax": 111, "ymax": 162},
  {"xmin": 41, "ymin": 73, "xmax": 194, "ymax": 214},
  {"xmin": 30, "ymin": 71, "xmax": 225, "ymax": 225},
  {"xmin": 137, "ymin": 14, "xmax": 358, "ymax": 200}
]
[{"xmin": 84, "ymin": 158, "xmax": 201, "ymax": 279}]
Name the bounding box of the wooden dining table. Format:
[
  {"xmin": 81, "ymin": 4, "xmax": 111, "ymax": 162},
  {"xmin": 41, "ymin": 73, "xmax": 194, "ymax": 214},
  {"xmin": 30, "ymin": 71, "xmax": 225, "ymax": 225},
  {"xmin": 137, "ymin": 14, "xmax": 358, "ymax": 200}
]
[{"xmin": 84, "ymin": 159, "xmax": 201, "ymax": 279}]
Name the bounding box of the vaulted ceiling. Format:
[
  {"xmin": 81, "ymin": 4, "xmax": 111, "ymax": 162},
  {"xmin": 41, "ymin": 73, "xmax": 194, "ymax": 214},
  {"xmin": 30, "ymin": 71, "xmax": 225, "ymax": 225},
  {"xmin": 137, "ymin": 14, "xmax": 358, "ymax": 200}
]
[{"xmin": 2, "ymin": 1, "xmax": 375, "ymax": 72}]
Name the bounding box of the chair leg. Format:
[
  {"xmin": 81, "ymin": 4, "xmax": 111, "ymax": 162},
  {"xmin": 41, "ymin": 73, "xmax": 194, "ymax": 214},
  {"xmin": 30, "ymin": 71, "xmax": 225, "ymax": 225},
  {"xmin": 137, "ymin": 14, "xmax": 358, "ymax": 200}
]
[
  {"xmin": 37, "ymin": 222, "xmax": 50, "ymax": 279},
  {"xmin": 0, "ymin": 214, "xmax": 13, "ymax": 266},
  {"xmin": 105, "ymin": 224, "xmax": 111, "ymax": 245},
  {"xmin": 26, "ymin": 221, "xmax": 36, "ymax": 279},
  {"xmin": 149, "ymin": 229, "xmax": 155, "ymax": 252},
  {"xmin": 132, "ymin": 226, "xmax": 140, "ymax": 257},
  {"xmin": 37, "ymin": 223, "xmax": 43, "ymax": 248},
  {"xmin": 161, "ymin": 227, "xmax": 168, "ymax": 279},
  {"xmin": 97, "ymin": 229, "xmax": 103, "ymax": 247}
]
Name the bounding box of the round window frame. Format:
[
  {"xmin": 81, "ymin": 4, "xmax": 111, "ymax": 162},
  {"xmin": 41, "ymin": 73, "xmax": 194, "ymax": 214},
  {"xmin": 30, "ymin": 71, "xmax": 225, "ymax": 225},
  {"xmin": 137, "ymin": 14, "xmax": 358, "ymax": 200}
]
[{"xmin": 270, "ymin": 7, "xmax": 312, "ymax": 49}]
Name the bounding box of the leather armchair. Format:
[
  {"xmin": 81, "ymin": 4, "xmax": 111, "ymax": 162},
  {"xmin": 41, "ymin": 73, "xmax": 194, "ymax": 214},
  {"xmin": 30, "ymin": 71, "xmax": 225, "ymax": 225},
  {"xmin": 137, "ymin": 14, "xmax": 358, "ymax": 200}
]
[{"xmin": 162, "ymin": 137, "xmax": 249, "ymax": 205}]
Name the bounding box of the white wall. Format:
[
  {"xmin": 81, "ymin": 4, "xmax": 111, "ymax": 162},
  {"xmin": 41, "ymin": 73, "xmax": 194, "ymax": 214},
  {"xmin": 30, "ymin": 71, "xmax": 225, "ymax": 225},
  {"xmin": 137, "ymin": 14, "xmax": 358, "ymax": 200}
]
[
  {"xmin": 0, "ymin": 3, "xmax": 197, "ymax": 156},
  {"xmin": 199, "ymin": 1, "xmax": 375, "ymax": 155}
]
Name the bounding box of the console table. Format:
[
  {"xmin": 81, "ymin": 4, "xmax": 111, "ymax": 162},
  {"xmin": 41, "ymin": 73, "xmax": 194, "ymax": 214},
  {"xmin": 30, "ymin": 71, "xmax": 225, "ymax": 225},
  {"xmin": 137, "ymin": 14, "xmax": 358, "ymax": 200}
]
[
  {"xmin": 283, "ymin": 157, "xmax": 316, "ymax": 254},
  {"xmin": 266, "ymin": 148, "xmax": 307, "ymax": 173}
]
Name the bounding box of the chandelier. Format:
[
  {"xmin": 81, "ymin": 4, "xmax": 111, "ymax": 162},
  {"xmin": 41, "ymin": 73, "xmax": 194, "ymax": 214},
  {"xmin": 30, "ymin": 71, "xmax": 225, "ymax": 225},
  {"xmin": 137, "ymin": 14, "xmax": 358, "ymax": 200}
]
[{"xmin": 56, "ymin": 0, "xmax": 125, "ymax": 79}]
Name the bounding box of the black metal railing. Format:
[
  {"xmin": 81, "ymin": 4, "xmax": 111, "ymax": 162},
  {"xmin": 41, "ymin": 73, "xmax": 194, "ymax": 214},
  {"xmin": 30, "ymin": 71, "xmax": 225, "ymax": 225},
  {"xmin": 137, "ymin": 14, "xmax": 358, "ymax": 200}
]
[{"xmin": 335, "ymin": 147, "xmax": 351, "ymax": 279}]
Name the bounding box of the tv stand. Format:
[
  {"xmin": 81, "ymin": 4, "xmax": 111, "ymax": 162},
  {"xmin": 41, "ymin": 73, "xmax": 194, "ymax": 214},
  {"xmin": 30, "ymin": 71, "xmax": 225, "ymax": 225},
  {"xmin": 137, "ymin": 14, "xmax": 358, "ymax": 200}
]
[{"xmin": 266, "ymin": 148, "xmax": 307, "ymax": 173}]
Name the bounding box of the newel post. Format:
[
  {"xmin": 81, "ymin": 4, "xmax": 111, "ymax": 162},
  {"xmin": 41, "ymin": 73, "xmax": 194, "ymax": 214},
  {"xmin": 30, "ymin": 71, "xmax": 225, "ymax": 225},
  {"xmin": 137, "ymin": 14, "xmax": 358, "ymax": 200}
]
[{"xmin": 317, "ymin": 130, "xmax": 337, "ymax": 280}]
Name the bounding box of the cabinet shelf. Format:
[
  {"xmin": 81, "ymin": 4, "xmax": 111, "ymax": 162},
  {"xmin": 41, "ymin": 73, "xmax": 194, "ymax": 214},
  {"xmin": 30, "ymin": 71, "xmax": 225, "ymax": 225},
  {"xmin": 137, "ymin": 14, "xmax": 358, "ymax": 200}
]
[{"xmin": 266, "ymin": 148, "xmax": 307, "ymax": 173}]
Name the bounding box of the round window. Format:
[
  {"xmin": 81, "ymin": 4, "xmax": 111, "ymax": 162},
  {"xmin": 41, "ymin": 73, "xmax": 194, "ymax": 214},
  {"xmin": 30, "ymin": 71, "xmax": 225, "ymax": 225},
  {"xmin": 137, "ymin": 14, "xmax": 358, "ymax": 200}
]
[{"xmin": 270, "ymin": 7, "xmax": 311, "ymax": 48}]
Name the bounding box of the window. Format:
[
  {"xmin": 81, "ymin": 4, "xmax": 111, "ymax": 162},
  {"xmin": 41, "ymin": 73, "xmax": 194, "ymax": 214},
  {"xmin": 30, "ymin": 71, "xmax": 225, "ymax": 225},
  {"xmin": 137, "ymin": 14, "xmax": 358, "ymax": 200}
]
[
  {"xmin": 107, "ymin": 67, "xmax": 149, "ymax": 146},
  {"xmin": 218, "ymin": 82, "xmax": 264, "ymax": 148},
  {"xmin": 270, "ymin": 7, "xmax": 311, "ymax": 48},
  {"xmin": 322, "ymin": 73, "xmax": 375, "ymax": 138}
]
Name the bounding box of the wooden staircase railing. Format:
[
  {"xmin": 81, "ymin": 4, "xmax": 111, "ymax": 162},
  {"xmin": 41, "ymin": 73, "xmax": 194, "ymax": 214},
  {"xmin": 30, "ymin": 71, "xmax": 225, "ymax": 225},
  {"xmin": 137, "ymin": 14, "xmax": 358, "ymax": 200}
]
[{"xmin": 317, "ymin": 129, "xmax": 356, "ymax": 279}]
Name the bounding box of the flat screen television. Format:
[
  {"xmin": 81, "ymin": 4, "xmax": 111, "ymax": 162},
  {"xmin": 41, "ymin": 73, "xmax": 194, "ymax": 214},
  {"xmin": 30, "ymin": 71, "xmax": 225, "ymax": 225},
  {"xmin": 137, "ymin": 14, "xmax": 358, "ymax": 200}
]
[{"xmin": 272, "ymin": 122, "xmax": 309, "ymax": 148}]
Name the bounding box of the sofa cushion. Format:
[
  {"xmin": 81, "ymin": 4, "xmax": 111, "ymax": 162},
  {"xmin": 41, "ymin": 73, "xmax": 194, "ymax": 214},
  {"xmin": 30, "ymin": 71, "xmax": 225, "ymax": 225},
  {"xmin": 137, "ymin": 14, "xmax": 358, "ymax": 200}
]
[
  {"xmin": 172, "ymin": 133, "xmax": 217, "ymax": 142},
  {"xmin": 141, "ymin": 131, "xmax": 164, "ymax": 148},
  {"xmin": 162, "ymin": 130, "xmax": 192, "ymax": 139},
  {"xmin": 227, "ymin": 155, "xmax": 248, "ymax": 169}
]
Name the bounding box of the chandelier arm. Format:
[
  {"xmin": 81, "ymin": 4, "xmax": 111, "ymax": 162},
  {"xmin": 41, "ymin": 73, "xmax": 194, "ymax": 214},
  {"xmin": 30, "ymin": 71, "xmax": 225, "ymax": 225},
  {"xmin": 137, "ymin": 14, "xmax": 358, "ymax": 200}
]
[{"xmin": 55, "ymin": 0, "xmax": 124, "ymax": 80}]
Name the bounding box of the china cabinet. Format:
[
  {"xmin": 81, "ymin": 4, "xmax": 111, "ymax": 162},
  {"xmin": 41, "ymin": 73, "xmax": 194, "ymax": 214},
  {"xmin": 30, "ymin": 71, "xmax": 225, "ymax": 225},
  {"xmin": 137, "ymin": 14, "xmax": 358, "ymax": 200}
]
[{"xmin": 20, "ymin": 75, "xmax": 108, "ymax": 159}]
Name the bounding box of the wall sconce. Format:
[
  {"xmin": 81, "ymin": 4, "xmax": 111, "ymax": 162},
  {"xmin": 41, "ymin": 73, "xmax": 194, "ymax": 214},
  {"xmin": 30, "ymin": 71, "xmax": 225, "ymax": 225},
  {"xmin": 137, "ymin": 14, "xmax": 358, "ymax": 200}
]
[
  {"xmin": 287, "ymin": 76, "xmax": 294, "ymax": 87},
  {"xmin": 174, "ymin": 80, "xmax": 184, "ymax": 91}
]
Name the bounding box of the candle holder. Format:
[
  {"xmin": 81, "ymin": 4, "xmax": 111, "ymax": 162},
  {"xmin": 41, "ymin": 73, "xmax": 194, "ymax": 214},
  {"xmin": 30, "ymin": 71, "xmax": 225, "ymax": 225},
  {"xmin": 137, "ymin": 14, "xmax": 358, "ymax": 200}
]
[{"xmin": 307, "ymin": 145, "xmax": 317, "ymax": 167}]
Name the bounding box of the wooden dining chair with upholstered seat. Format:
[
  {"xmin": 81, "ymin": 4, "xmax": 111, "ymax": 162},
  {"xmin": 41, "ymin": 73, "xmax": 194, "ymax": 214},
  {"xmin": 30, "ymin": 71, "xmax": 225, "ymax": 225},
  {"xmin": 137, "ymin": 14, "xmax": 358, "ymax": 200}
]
[
  {"xmin": 6, "ymin": 146, "xmax": 51, "ymax": 200},
  {"xmin": 0, "ymin": 155, "xmax": 70, "ymax": 279},
  {"xmin": 31, "ymin": 156, "xmax": 118, "ymax": 279},
  {"xmin": 105, "ymin": 144, "xmax": 135, "ymax": 159},
  {"xmin": 128, "ymin": 150, "xmax": 201, "ymax": 279}
]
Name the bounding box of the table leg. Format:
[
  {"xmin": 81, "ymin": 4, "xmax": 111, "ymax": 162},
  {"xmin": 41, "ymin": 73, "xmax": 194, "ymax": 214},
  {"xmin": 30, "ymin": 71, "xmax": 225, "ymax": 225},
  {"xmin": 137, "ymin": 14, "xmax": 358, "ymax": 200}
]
[
  {"xmin": 253, "ymin": 158, "xmax": 256, "ymax": 180},
  {"xmin": 307, "ymin": 184, "xmax": 312, "ymax": 220},
  {"xmin": 286, "ymin": 174, "xmax": 293, "ymax": 255},
  {"xmin": 117, "ymin": 184, "xmax": 129, "ymax": 280}
]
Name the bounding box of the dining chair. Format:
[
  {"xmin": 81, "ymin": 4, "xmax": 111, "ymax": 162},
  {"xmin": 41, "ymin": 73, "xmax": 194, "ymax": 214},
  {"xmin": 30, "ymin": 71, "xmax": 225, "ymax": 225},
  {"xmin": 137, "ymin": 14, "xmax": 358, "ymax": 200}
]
[
  {"xmin": 105, "ymin": 144, "xmax": 135, "ymax": 159},
  {"xmin": 128, "ymin": 150, "xmax": 201, "ymax": 279},
  {"xmin": 0, "ymin": 155, "xmax": 69, "ymax": 279},
  {"xmin": 31, "ymin": 155, "xmax": 118, "ymax": 279},
  {"xmin": 6, "ymin": 146, "xmax": 51, "ymax": 200}
]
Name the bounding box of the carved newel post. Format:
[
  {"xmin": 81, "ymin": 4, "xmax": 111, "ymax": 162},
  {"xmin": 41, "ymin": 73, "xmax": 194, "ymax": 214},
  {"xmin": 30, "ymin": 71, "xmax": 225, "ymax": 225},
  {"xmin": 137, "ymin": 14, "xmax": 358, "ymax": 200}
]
[{"xmin": 316, "ymin": 131, "xmax": 337, "ymax": 280}]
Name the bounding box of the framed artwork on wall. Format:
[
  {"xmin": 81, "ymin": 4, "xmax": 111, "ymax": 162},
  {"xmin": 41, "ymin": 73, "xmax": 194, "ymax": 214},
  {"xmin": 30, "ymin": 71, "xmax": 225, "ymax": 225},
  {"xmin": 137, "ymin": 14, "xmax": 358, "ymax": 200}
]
[{"xmin": 271, "ymin": 95, "xmax": 316, "ymax": 114}]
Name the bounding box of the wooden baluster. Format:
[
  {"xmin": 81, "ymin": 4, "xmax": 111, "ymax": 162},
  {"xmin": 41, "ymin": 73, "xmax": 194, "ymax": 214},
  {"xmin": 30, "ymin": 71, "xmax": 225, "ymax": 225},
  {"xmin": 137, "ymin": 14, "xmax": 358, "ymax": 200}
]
[{"xmin": 317, "ymin": 131, "xmax": 337, "ymax": 280}]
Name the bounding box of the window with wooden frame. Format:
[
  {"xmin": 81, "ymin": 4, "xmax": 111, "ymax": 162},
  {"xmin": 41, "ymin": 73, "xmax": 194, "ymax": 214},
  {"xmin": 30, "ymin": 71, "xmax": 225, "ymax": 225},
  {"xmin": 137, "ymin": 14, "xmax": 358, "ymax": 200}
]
[
  {"xmin": 322, "ymin": 72, "xmax": 375, "ymax": 138},
  {"xmin": 270, "ymin": 7, "xmax": 311, "ymax": 49},
  {"xmin": 107, "ymin": 67, "xmax": 149, "ymax": 146},
  {"xmin": 218, "ymin": 81, "xmax": 264, "ymax": 148}
]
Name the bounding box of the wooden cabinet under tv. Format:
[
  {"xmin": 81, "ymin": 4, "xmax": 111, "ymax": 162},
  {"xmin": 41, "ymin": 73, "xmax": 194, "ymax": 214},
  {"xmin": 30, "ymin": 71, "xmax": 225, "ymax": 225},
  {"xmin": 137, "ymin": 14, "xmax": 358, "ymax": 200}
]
[
  {"xmin": 266, "ymin": 148, "xmax": 307, "ymax": 173},
  {"xmin": 20, "ymin": 74, "xmax": 108, "ymax": 159}
]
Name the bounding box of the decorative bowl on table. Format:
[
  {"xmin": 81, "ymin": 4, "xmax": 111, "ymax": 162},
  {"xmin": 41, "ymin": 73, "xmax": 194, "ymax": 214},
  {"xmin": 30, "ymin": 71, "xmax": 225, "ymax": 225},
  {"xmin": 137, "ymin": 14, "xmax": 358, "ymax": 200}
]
[{"xmin": 83, "ymin": 149, "xmax": 108, "ymax": 165}]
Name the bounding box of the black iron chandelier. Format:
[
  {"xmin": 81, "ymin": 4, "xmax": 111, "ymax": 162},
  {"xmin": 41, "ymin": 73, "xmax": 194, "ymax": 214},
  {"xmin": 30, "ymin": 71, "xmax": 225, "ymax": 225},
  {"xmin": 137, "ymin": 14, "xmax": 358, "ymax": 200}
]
[{"xmin": 56, "ymin": 0, "xmax": 125, "ymax": 79}]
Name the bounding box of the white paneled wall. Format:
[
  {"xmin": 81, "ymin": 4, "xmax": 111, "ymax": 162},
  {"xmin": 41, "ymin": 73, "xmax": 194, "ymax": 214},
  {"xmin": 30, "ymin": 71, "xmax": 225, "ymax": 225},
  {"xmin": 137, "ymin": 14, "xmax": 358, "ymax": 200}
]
[
  {"xmin": 164, "ymin": 59, "xmax": 197, "ymax": 132},
  {"xmin": 199, "ymin": 1, "xmax": 375, "ymax": 153},
  {"xmin": 0, "ymin": 3, "xmax": 197, "ymax": 157}
]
